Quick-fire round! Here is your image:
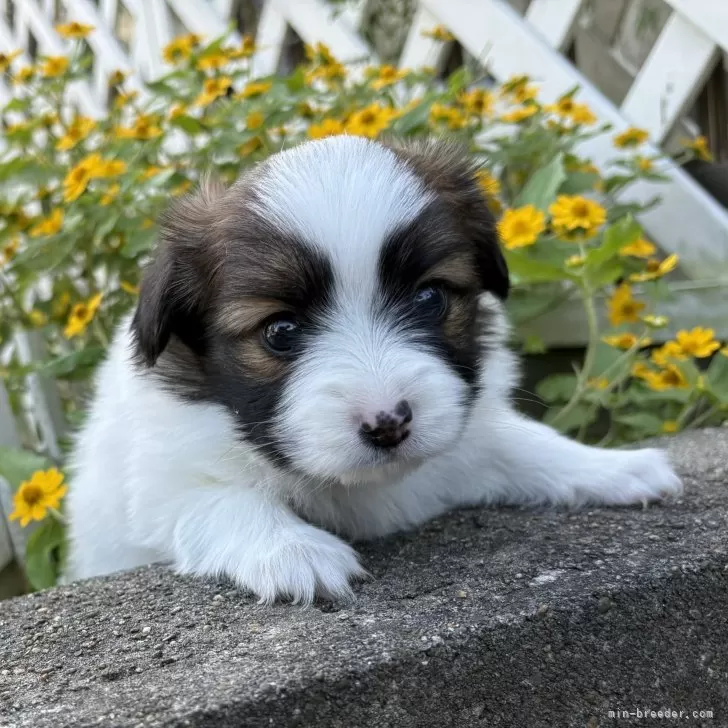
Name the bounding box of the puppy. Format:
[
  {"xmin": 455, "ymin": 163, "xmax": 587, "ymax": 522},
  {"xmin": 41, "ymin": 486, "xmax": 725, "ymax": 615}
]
[{"xmin": 65, "ymin": 136, "xmax": 682, "ymax": 603}]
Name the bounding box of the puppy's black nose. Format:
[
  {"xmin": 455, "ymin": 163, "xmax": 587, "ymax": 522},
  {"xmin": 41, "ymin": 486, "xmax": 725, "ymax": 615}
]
[{"xmin": 360, "ymin": 400, "xmax": 412, "ymax": 449}]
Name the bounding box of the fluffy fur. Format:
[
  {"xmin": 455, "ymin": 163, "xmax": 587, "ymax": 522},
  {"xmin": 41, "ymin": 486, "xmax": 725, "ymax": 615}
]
[{"xmin": 65, "ymin": 137, "xmax": 682, "ymax": 604}]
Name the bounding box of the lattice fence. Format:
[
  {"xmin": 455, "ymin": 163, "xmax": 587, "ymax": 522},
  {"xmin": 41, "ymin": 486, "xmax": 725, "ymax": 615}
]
[{"xmin": 2, "ymin": 0, "xmax": 728, "ymax": 569}]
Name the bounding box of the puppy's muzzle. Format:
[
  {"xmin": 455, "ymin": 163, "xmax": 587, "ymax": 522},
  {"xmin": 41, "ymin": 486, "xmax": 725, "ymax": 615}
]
[{"xmin": 359, "ymin": 399, "xmax": 413, "ymax": 449}]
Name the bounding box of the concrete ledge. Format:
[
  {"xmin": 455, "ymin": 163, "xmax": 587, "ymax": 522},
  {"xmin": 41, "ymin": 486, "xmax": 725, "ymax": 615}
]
[{"xmin": 1, "ymin": 430, "xmax": 728, "ymax": 727}]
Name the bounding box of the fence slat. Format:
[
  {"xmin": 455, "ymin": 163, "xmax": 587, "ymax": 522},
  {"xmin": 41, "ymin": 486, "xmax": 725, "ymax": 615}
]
[
  {"xmin": 621, "ymin": 11, "xmax": 719, "ymax": 143},
  {"xmin": 272, "ymin": 0, "xmax": 372, "ymax": 64},
  {"xmin": 251, "ymin": 0, "xmax": 289, "ymax": 78},
  {"xmin": 399, "ymin": 5, "xmax": 449, "ymax": 71},
  {"xmin": 525, "ymin": 0, "xmax": 584, "ymax": 51},
  {"xmin": 662, "ymin": 0, "xmax": 728, "ymax": 55},
  {"xmin": 421, "ymin": 0, "xmax": 728, "ymax": 281}
]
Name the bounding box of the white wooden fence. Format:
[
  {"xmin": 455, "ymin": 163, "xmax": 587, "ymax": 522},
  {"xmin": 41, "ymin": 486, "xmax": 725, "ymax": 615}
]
[{"xmin": 1, "ymin": 0, "xmax": 728, "ymax": 570}]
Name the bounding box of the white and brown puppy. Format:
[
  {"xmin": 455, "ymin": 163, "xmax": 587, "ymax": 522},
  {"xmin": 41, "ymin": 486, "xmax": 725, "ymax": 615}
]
[{"xmin": 66, "ymin": 136, "xmax": 682, "ymax": 603}]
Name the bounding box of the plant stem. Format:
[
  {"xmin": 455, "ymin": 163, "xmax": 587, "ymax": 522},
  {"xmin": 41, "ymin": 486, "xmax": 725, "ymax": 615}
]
[
  {"xmin": 551, "ymin": 287, "xmax": 599, "ymax": 428},
  {"xmin": 48, "ymin": 507, "xmax": 67, "ymax": 526}
]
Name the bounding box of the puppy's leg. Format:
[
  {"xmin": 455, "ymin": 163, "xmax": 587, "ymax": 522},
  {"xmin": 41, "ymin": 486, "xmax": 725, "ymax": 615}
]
[
  {"xmin": 132, "ymin": 483, "xmax": 366, "ymax": 604},
  {"xmin": 454, "ymin": 408, "xmax": 683, "ymax": 507}
]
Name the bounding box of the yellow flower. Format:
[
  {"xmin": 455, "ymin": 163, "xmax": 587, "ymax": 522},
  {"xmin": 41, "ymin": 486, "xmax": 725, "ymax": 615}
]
[
  {"xmin": 636, "ymin": 157, "xmax": 654, "ymax": 172},
  {"xmin": 140, "ymin": 165, "xmax": 166, "ymax": 180},
  {"xmin": 168, "ymin": 103, "xmax": 187, "ymax": 120},
  {"xmin": 56, "ymin": 115, "xmax": 96, "ymax": 151},
  {"xmin": 119, "ymin": 280, "xmax": 139, "ymax": 296},
  {"xmin": 63, "ymin": 153, "xmax": 106, "ymax": 202},
  {"xmin": 651, "ymin": 341, "xmax": 687, "ymax": 368},
  {"xmin": 237, "ymin": 80, "xmax": 272, "ymax": 99},
  {"xmin": 64, "ymin": 293, "xmax": 103, "ymax": 338},
  {"xmin": 113, "ymin": 91, "xmax": 138, "ymax": 109},
  {"xmin": 228, "ymin": 35, "xmax": 256, "ymax": 59},
  {"xmin": 458, "ymin": 88, "xmax": 493, "ymax": 117},
  {"xmin": 497, "ymin": 205, "xmax": 546, "ymax": 250},
  {"xmin": 569, "ymin": 103, "xmax": 597, "ymax": 126},
  {"xmin": 629, "ymin": 254, "xmax": 678, "ymax": 282},
  {"xmin": 100, "ymin": 159, "xmax": 126, "ymax": 177},
  {"xmin": 662, "ymin": 420, "xmax": 679, "ymax": 434},
  {"xmin": 607, "ymin": 284, "xmax": 645, "ymax": 326},
  {"xmin": 28, "ymin": 310, "xmax": 47, "ymax": 327},
  {"xmin": 114, "ymin": 114, "xmax": 163, "ymax": 140},
  {"xmin": 246, "ymin": 111, "xmax": 264, "ymax": 130},
  {"xmin": 549, "ymin": 195, "xmax": 606, "ymax": 240},
  {"xmin": 421, "ymin": 25, "xmax": 454, "ymax": 42},
  {"xmin": 588, "ymin": 377, "xmax": 609, "ymax": 390},
  {"xmin": 40, "ymin": 56, "xmax": 68, "ymax": 77},
  {"xmin": 29, "ymin": 209, "xmax": 64, "ymax": 237},
  {"xmin": 546, "ymin": 95, "xmax": 577, "ymax": 117},
  {"xmin": 642, "ymin": 314, "xmax": 669, "ymax": 328},
  {"xmin": 9, "ymin": 468, "xmax": 67, "ymax": 527},
  {"xmin": 346, "ymin": 104, "xmax": 397, "ymax": 138},
  {"xmin": 195, "ymin": 76, "xmax": 232, "ymax": 106},
  {"xmin": 1, "ymin": 236, "xmax": 19, "ymax": 265},
  {"xmin": 367, "ymin": 64, "xmax": 408, "ymax": 90},
  {"xmin": 308, "ymin": 118, "xmax": 345, "ymax": 139},
  {"xmin": 512, "ymin": 84, "xmax": 539, "ymax": 104},
  {"xmin": 239, "ymin": 137, "xmax": 262, "ymax": 156},
  {"xmin": 429, "ymin": 103, "xmax": 467, "ymax": 129},
  {"xmin": 197, "ymin": 51, "xmax": 229, "ymax": 72},
  {"xmin": 631, "ymin": 361, "xmax": 653, "ymax": 380},
  {"xmin": 475, "ymin": 170, "xmax": 500, "ymax": 198},
  {"xmin": 619, "ymin": 237, "xmax": 656, "ymax": 258},
  {"xmin": 108, "ymin": 69, "xmax": 126, "ymax": 86},
  {"xmin": 674, "ymin": 327, "xmax": 720, "ymax": 358},
  {"xmin": 101, "ymin": 183, "xmax": 120, "ymax": 206},
  {"xmin": 565, "ymin": 254, "xmax": 586, "ymax": 268},
  {"xmin": 0, "ymin": 49, "xmax": 21, "ymax": 72},
  {"xmin": 645, "ymin": 364, "xmax": 688, "ymax": 392},
  {"xmin": 500, "ymin": 105, "xmax": 538, "ymax": 123},
  {"xmin": 614, "ymin": 127, "xmax": 649, "ymax": 148},
  {"xmin": 171, "ymin": 180, "xmax": 192, "ymax": 197},
  {"xmin": 681, "ymin": 135, "xmax": 712, "ymax": 162},
  {"xmin": 500, "ymin": 75, "xmax": 531, "ymax": 95},
  {"xmin": 13, "ymin": 65, "xmax": 34, "ymax": 84},
  {"xmin": 163, "ymin": 34, "xmax": 200, "ymax": 64},
  {"xmin": 602, "ymin": 333, "xmax": 651, "ymax": 350},
  {"xmin": 141, "ymin": 218, "xmax": 155, "ymax": 230},
  {"xmin": 721, "ymin": 347, "xmax": 728, "ymax": 357},
  {"xmin": 55, "ymin": 21, "xmax": 94, "ymax": 38}
]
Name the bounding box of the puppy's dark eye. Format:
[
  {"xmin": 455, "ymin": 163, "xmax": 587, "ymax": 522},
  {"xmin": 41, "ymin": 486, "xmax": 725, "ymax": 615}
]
[
  {"xmin": 413, "ymin": 285, "xmax": 447, "ymax": 320},
  {"xmin": 262, "ymin": 317, "xmax": 301, "ymax": 355}
]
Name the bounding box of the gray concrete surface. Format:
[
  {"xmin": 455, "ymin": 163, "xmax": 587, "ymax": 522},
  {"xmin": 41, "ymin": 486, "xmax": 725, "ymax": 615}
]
[{"xmin": 1, "ymin": 429, "xmax": 727, "ymax": 728}]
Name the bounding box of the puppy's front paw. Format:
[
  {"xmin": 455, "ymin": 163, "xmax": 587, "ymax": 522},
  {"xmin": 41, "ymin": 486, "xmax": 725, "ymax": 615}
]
[
  {"xmin": 235, "ymin": 525, "xmax": 367, "ymax": 605},
  {"xmin": 596, "ymin": 447, "xmax": 683, "ymax": 506}
]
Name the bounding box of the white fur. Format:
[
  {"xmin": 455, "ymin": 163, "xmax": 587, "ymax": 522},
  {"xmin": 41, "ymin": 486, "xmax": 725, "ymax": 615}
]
[{"xmin": 65, "ymin": 138, "xmax": 683, "ymax": 604}]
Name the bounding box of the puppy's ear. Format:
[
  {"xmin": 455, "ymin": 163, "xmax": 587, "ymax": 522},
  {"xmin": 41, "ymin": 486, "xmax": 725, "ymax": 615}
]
[
  {"xmin": 386, "ymin": 138, "xmax": 510, "ymax": 300},
  {"xmin": 132, "ymin": 178, "xmax": 225, "ymax": 366}
]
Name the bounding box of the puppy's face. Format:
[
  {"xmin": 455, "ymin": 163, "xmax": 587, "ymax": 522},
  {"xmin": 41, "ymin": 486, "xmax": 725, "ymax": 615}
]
[{"xmin": 133, "ymin": 137, "xmax": 509, "ymax": 484}]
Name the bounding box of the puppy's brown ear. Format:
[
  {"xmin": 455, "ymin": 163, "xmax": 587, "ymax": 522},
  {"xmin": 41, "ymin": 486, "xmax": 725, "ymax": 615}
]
[
  {"xmin": 132, "ymin": 178, "xmax": 225, "ymax": 366},
  {"xmin": 386, "ymin": 138, "xmax": 510, "ymax": 300}
]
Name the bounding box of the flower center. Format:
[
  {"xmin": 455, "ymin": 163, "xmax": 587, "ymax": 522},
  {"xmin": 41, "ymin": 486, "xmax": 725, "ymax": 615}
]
[{"xmin": 22, "ymin": 484, "xmax": 43, "ymax": 506}]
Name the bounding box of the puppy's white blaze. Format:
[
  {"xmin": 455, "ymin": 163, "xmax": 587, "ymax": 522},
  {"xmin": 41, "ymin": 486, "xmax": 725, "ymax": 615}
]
[
  {"xmin": 274, "ymin": 313, "xmax": 469, "ymax": 481},
  {"xmin": 251, "ymin": 136, "xmax": 433, "ymax": 302}
]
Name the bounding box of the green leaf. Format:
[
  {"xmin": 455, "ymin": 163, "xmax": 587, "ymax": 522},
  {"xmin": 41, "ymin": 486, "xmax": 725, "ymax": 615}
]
[
  {"xmin": 38, "ymin": 347, "xmax": 105, "ymax": 379},
  {"xmin": 506, "ymin": 250, "xmax": 576, "ymax": 284},
  {"xmin": 24, "ymin": 518, "xmax": 65, "ymax": 591},
  {"xmin": 586, "ymin": 215, "xmax": 641, "ymax": 268},
  {"xmin": 513, "ymin": 152, "xmax": 566, "ymax": 211},
  {"xmin": 536, "ymin": 373, "xmax": 577, "ymax": 403},
  {"xmin": 121, "ymin": 227, "xmax": 157, "ymax": 258},
  {"xmin": 543, "ymin": 401, "xmax": 596, "ymax": 434},
  {"xmin": 286, "ymin": 66, "xmax": 306, "ymax": 92},
  {"xmin": 390, "ymin": 101, "xmax": 433, "ymax": 136},
  {"xmin": 614, "ymin": 412, "xmax": 663, "ymax": 435},
  {"xmin": 559, "ymin": 171, "xmax": 599, "ymax": 195},
  {"xmin": 707, "ymin": 353, "xmax": 728, "ymax": 404},
  {"xmin": 0, "ymin": 447, "xmax": 52, "ymax": 491},
  {"xmin": 171, "ymin": 115, "xmax": 205, "ymax": 135},
  {"xmin": 446, "ymin": 67, "xmax": 471, "ymax": 95}
]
